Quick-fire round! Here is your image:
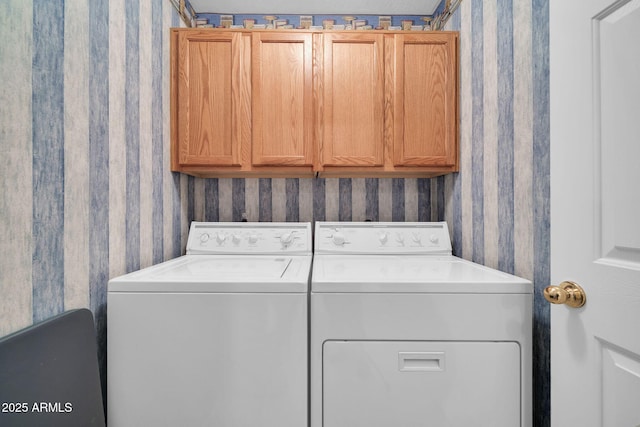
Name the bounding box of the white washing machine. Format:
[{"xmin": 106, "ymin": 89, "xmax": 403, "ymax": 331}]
[
  {"xmin": 108, "ymin": 222, "xmax": 312, "ymax": 427},
  {"xmin": 311, "ymin": 222, "xmax": 533, "ymax": 427}
]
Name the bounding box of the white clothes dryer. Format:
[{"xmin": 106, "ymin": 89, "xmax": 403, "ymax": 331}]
[
  {"xmin": 108, "ymin": 222, "xmax": 312, "ymax": 427},
  {"xmin": 311, "ymin": 222, "xmax": 533, "ymax": 427}
]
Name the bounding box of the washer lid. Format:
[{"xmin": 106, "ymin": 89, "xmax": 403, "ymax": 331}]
[
  {"xmin": 108, "ymin": 255, "xmax": 311, "ymax": 293},
  {"xmin": 311, "ymin": 255, "xmax": 532, "ymax": 294}
]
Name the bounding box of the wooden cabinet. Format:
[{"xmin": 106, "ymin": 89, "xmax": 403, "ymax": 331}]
[
  {"xmin": 171, "ymin": 29, "xmax": 314, "ymax": 176},
  {"xmin": 391, "ymin": 33, "xmax": 457, "ymax": 168},
  {"xmin": 317, "ymin": 31, "xmax": 458, "ymax": 176},
  {"xmin": 171, "ymin": 30, "xmax": 250, "ymax": 170},
  {"xmin": 320, "ymin": 33, "xmax": 385, "ymax": 167},
  {"xmin": 252, "ymin": 32, "xmax": 314, "ymax": 167},
  {"xmin": 171, "ymin": 29, "xmax": 458, "ymax": 178}
]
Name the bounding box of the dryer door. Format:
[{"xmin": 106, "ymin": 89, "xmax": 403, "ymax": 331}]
[{"xmin": 323, "ymin": 341, "xmax": 520, "ymax": 427}]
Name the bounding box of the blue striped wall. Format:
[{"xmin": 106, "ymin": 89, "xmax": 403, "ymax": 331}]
[
  {"xmin": 444, "ymin": 2, "xmax": 550, "ymax": 425},
  {"xmin": 185, "ymin": 177, "xmax": 445, "ymax": 223},
  {"xmin": 0, "ymin": 1, "xmax": 548, "ymax": 425}
]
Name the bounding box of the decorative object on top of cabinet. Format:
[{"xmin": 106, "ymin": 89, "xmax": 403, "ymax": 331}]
[
  {"xmin": 180, "ymin": 1, "xmax": 464, "ymax": 29},
  {"xmin": 184, "ymin": 0, "xmax": 451, "ymax": 17},
  {"xmin": 220, "ymin": 15, "xmax": 233, "ymax": 28},
  {"xmin": 342, "ymin": 16, "xmax": 356, "ymax": 29},
  {"xmin": 263, "ymin": 16, "xmax": 277, "ymax": 29},
  {"xmin": 378, "ymin": 16, "xmax": 391, "ymax": 30},
  {"xmin": 300, "ymin": 16, "xmax": 313, "ymax": 29},
  {"xmin": 170, "ymin": 29, "xmax": 458, "ymax": 178},
  {"xmin": 421, "ymin": 17, "xmax": 433, "ymax": 31}
]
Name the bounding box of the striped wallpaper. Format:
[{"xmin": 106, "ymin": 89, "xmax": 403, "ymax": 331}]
[
  {"xmin": 444, "ymin": 2, "xmax": 550, "ymax": 425},
  {"xmin": 0, "ymin": 0, "xmax": 548, "ymax": 425}
]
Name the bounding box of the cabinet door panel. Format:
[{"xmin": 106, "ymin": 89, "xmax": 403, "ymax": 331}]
[
  {"xmin": 322, "ymin": 33, "xmax": 384, "ymax": 166},
  {"xmin": 177, "ymin": 31, "xmax": 245, "ymax": 166},
  {"xmin": 252, "ymin": 33, "xmax": 313, "ymax": 166},
  {"xmin": 393, "ymin": 33, "xmax": 457, "ymax": 167}
]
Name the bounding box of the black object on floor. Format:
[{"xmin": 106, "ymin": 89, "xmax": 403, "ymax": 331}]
[{"xmin": 0, "ymin": 309, "xmax": 105, "ymax": 427}]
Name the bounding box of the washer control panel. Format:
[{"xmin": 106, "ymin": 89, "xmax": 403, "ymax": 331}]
[
  {"xmin": 315, "ymin": 222, "xmax": 452, "ymax": 255},
  {"xmin": 186, "ymin": 222, "xmax": 312, "ymax": 255}
]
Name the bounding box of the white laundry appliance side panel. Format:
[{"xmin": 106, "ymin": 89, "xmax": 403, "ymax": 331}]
[
  {"xmin": 310, "ymin": 293, "xmax": 533, "ymax": 427},
  {"xmin": 107, "ymin": 291, "xmax": 307, "ymax": 427},
  {"xmin": 323, "ymin": 341, "xmax": 521, "ymax": 427}
]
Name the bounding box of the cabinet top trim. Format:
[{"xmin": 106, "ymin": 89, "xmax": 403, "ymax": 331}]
[{"xmin": 171, "ymin": 27, "xmax": 458, "ymax": 35}]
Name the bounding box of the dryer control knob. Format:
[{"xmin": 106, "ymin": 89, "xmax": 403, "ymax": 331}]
[
  {"xmin": 429, "ymin": 234, "xmax": 439, "ymax": 244},
  {"xmin": 332, "ymin": 232, "xmax": 346, "ymax": 246},
  {"xmin": 231, "ymin": 234, "xmax": 242, "ymax": 245},
  {"xmin": 248, "ymin": 234, "xmax": 259, "ymax": 244},
  {"xmin": 199, "ymin": 233, "xmax": 210, "ymax": 243},
  {"xmin": 412, "ymin": 233, "xmax": 422, "ymax": 244}
]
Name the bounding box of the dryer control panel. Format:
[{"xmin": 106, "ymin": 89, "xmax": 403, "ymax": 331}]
[
  {"xmin": 187, "ymin": 222, "xmax": 312, "ymax": 255},
  {"xmin": 315, "ymin": 222, "xmax": 452, "ymax": 255}
]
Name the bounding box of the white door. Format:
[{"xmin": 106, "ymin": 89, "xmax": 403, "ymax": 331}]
[{"xmin": 550, "ymin": 0, "xmax": 640, "ymax": 426}]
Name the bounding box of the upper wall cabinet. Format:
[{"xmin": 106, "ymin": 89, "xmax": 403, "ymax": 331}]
[
  {"xmin": 171, "ymin": 29, "xmax": 314, "ymax": 176},
  {"xmin": 171, "ymin": 28, "xmax": 458, "ymax": 178},
  {"xmin": 252, "ymin": 32, "xmax": 314, "ymax": 167},
  {"xmin": 392, "ymin": 33, "xmax": 458, "ymax": 168},
  {"xmin": 320, "ymin": 33, "xmax": 385, "ymax": 167},
  {"xmin": 172, "ymin": 31, "xmax": 249, "ymax": 169},
  {"xmin": 316, "ymin": 31, "xmax": 458, "ymax": 176}
]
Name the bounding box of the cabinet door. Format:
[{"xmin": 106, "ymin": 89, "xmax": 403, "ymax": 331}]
[
  {"xmin": 392, "ymin": 33, "xmax": 458, "ymax": 167},
  {"xmin": 321, "ymin": 33, "xmax": 384, "ymax": 166},
  {"xmin": 252, "ymin": 33, "xmax": 313, "ymax": 166},
  {"xmin": 175, "ymin": 31, "xmax": 248, "ymax": 167}
]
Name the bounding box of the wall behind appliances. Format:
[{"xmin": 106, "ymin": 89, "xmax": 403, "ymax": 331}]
[{"xmin": 182, "ymin": 177, "xmax": 445, "ymax": 223}]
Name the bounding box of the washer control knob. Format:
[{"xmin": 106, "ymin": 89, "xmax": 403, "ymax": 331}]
[
  {"xmin": 231, "ymin": 234, "xmax": 242, "ymax": 245},
  {"xmin": 280, "ymin": 232, "xmax": 294, "ymax": 247},
  {"xmin": 199, "ymin": 233, "xmax": 210, "ymax": 243},
  {"xmin": 429, "ymin": 234, "xmax": 439, "ymax": 244},
  {"xmin": 332, "ymin": 232, "xmax": 346, "ymax": 246},
  {"xmin": 248, "ymin": 233, "xmax": 259, "ymax": 244},
  {"xmin": 412, "ymin": 233, "xmax": 422, "ymax": 244},
  {"xmin": 216, "ymin": 232, "xmax": 227, "ymax": 245},
  {"xmin": 378, "ymin": 232, "xmax": 388, "ymax": 245},
  {"xmin": 396, "ymin": 233, "xmax": 405, "ymax": 244}
]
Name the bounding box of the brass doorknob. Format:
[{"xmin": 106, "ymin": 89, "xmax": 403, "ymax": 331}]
[{"xmin": 543, "ymin": 281, "xmax": 586, "ymax": 308}]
